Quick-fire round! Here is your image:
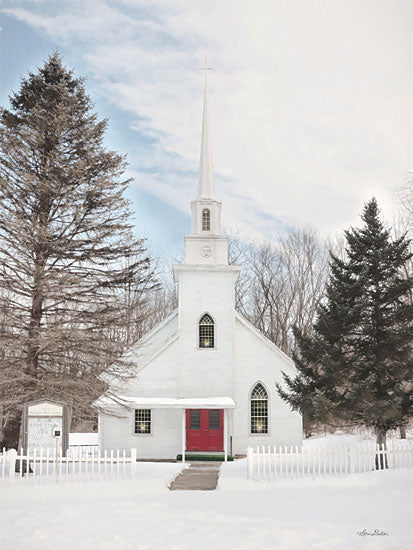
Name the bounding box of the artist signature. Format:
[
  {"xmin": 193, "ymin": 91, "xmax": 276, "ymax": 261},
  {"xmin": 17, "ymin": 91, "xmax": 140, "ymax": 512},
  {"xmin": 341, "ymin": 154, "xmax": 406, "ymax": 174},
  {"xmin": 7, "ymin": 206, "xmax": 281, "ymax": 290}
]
[{"xmin": 357, "ymin": 529, "xmax": 389, "ymax": 537}]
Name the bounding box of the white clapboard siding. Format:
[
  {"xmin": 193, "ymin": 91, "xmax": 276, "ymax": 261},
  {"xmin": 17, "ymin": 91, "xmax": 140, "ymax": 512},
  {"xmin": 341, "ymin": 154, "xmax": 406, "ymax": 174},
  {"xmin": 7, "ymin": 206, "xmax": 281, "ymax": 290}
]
[
  {"xmin": 0, "ymin": 447, "xmax": 137, "ymax": 484},
  {"xmin": 248, "ymin": 440, "xmax": 413, "ymax": 481}
]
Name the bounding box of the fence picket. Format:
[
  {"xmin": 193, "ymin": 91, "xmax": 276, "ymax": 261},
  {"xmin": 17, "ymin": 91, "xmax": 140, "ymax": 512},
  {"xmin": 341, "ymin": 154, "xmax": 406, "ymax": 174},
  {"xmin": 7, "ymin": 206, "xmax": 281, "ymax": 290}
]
[
  {"xmin": 378, "ymin": 444, "xmax": 382, "ymax": 471},
  {"xmin": 247, "ymin": 447, "xmax": 253, "ymax": 479},
  {"xmin": 295, "ymin": 445, "xmax": 299, "ymax": 478},
  {"xmin": 261, "ymin": 446, "xmax": 265, "ymax": 481},
  {"xmin": 2, "ymin": 450, "xmax": 6, "ymax": 479},
  {"xmin": 322, "ymin": 446, "xmax": 326, "ymax": 476},
  {"xmin": 273, "ymin": 445, "xmax": 276, "ymax": 480},
  {"xmin": 289, "ymin": 446, "xmax": 292, "ymax": 479},
  {"xmin": 59, "ymin": 447, "xmax": 63, "ymax": 479},
  {"xmin": 256, "ymin": 446, "xmax": 260, "ymax": 480},
  {"xmin": 312, "ymin": 445, "xmax": 315, "ymax": 477},
  {"xmin": 8, "ymin": 449, "xmax": 17, "ymax": 482},
  {"xmin": 39, "ymin": 448, "xmax": 43, "ymax": 480},
  {"xmin": 263, "ymin": 446, "xmax": 267, "ymax": 481}
]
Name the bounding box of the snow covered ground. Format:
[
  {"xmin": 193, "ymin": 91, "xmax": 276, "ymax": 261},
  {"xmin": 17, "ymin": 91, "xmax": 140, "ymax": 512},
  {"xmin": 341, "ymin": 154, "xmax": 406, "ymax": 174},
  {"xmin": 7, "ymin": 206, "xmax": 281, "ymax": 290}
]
[
  {"xmin": 1, "ymin": 455, "xmax": 411, "ymax": 549},
  {"xmin": 220, "ymin": 460, "xmax": 412, "ymax": 549},
  {"xmin": 2, "ymin": 430, "xmax": 412, "ymax": 549},
  {"xmin": 304, "ymin": 429, "xmax": 411, "ymax": 448}
]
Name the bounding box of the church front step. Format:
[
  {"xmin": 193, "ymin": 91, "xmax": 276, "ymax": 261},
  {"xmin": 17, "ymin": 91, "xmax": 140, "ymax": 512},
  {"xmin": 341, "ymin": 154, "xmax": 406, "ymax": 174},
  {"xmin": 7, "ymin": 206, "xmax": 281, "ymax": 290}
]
[{"xmin": 176, "ymin": 453, "xmax": 234, "ymax": 461}]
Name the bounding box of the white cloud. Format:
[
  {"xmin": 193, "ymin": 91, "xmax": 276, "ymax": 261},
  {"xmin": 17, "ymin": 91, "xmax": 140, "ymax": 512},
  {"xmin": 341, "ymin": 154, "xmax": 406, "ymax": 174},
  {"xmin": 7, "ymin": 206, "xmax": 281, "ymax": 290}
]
[{"xmin": 3, "ymin": 0, "xmax": 412, "ymax": 241}]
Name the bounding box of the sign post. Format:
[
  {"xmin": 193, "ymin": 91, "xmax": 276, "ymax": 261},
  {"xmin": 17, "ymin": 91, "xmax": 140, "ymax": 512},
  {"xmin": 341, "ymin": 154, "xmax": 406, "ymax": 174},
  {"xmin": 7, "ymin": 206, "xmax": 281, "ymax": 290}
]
[{"xmin": 53, "ymin": 425, "xmax": 61, "ymax": 482}]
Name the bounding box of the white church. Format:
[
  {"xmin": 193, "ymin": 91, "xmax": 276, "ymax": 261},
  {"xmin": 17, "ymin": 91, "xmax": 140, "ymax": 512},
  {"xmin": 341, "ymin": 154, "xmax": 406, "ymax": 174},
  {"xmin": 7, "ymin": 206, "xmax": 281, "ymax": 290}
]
[{"xmin": 96, "ymin": 74, "xmax": 302, "ymax": 460}]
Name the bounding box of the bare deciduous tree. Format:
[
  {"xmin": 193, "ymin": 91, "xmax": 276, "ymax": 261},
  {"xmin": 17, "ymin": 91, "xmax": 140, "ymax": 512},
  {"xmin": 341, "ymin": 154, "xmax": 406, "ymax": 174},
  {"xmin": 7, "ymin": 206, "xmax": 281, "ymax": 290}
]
[{"xmin": 227, "ymin": 227, "xmax": 329, "ymax": 356}]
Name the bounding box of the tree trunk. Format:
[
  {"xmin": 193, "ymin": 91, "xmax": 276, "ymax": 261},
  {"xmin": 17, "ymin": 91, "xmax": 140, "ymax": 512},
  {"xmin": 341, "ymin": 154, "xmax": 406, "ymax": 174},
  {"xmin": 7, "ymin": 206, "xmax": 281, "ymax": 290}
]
[
  {"xmin": 375, "ymin": 427, "xmax": 388, "ymax": 469},
  {"xmin": 399, "ymin": 426, "xmax": 407, "ymax": 440},
  {"xmin": 0, "ymin": 405, "xmax": 3, "ymax": 444},
  {"xmin": 27, "ymin": 255, "xmax": 46, "ymax": 379},
  {"xmin": 2, "ymin": 409, "xmax": 22, "ymax": 449}
]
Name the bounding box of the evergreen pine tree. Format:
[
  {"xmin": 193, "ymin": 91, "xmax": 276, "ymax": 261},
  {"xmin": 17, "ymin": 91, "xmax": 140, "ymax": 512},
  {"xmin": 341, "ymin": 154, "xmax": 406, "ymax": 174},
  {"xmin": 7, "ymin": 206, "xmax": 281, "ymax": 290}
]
[
  {"xmin": 0, "ymin": 53, "xmax": 157, "ymax": 448},
  {"xmin": 277, "ymin": 198, "xmax": 413, "ymax": 452}
]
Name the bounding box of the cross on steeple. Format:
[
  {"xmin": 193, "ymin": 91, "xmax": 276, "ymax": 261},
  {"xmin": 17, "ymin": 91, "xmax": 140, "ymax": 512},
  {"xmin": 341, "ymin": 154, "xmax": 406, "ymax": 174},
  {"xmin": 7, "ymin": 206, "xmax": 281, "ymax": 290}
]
[{"xmin": 200, "ymin": 58, "xmax": 213, "ymax": 72}]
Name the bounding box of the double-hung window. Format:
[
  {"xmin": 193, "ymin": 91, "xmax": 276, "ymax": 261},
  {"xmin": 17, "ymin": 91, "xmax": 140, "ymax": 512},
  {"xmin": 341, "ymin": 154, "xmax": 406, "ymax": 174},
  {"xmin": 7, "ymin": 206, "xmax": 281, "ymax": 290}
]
[{"xmin": 135, "ymin": 409, "xmax": 151, "ymax": 434}]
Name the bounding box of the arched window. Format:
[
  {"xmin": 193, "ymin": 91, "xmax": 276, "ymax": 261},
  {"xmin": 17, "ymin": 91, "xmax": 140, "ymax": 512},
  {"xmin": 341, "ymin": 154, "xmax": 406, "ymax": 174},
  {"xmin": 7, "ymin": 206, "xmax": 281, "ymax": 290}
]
[
  {"xmin": 199, "ymin": 313, "xmax": 214, "ymax": 348},
  {"xmin": 250, "ymin": 383, "xmax": 268, "ymax": 434},
  {"xmin": 202, "ymin": 208, "xmax": 211, "ymax": 231}
]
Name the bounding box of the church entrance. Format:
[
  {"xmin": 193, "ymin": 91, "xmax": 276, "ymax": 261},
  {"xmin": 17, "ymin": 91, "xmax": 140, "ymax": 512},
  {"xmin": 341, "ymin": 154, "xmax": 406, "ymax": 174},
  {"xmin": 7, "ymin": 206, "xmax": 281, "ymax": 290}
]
[{"xmin": 186, "ymin": 409, "xmax": 223, "ymax": 452}]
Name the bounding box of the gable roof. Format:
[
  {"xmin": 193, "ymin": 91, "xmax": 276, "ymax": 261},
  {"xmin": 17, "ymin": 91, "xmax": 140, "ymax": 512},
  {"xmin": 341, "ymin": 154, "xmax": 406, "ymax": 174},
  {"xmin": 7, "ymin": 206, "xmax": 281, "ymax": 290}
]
[
  {"xmin": 122, "ymin": 308, "xmax": 179, "ymax": 372},
  {"xmin": 235, "ymin": 312, "xmax": 295, "ymax": 370},
  {"xmin": 98, "ymin": 309, "xmax": 178, "ymax": 389},
  {"xmin": 128, "ymin": 308, "xmax": 178, "ymax": 350}
]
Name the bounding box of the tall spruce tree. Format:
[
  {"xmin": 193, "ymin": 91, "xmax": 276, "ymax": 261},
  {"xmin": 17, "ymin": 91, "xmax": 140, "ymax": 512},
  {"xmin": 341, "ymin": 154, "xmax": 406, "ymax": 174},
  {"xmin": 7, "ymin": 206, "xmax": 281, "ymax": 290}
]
[
  {"xmin": 277, "ymin": 198, "xmax": 413, "ymax": 450},
  {"xmin": 0, "ymin": 53, "xmax": 157, "ymax": 447}
]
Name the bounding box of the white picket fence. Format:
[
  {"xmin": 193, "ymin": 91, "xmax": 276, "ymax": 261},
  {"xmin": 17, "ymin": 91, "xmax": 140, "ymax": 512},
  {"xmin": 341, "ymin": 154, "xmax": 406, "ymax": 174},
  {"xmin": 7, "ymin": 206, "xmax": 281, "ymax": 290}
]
[
  {"xmin": 68, "ymin": 445, "xmax": 99, "ymax": 459},
  {"xmin": 0, "ymin": 447, "xmax": 137, "ymax": 485},
  {"xmin": 247, "ymin": 440, "xmax": 413, "ymax": 481}
]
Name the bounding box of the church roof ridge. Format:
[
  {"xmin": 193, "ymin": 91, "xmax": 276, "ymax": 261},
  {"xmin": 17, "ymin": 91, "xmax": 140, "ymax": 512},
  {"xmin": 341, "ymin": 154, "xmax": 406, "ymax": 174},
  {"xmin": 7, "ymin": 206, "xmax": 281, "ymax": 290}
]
[{"xmin": 126, "ymin": 308, "xmax": 178, "ymax": 351}]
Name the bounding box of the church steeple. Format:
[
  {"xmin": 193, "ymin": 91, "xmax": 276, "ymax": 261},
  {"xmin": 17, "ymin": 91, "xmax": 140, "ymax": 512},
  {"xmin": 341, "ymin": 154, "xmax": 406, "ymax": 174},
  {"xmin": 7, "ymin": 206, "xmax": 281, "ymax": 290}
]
[
  {"xmin": 185, "ymin": 63, "xmax": 228, "ymax": 266},
  {"xmin": 189, "ymin": 64, "xmax": 223, "ymax": 241},
  {"xmin": 197, "ymin": 68, "xmax": 215, "ymax": 199}
]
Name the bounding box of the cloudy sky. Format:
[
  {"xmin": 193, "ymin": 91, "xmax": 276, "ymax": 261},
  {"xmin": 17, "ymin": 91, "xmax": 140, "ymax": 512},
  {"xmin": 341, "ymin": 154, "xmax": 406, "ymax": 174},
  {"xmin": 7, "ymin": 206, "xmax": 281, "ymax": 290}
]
[{"xmin": 1, "ymin": 0, "xmax": 411, "ymax": 257}]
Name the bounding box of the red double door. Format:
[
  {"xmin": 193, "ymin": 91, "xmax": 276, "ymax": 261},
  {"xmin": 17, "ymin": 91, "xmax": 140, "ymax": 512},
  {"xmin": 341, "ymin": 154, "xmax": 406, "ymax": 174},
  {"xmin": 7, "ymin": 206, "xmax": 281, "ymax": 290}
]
[{"xmin": 186, "ymin": 409, "xmax": 224, "ymax": 452}]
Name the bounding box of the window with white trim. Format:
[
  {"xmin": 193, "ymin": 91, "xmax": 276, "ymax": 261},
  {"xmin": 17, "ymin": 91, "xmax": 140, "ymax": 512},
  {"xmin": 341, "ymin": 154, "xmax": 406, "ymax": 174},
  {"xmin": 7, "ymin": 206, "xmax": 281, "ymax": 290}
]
[
  {"xmin": 202, "ymin": 208, "xmax": 211, "ymax": 231},
  {"xmin": 135, "ymin": 409, "xmax": 151, "ymax": 434},
  {"xmin": 250, "ymin": 383, "xmax": 268, "ymax": 434},
  {"xmin": 199, "ymin": 313, "xmax": 214, "ymax": 348}
]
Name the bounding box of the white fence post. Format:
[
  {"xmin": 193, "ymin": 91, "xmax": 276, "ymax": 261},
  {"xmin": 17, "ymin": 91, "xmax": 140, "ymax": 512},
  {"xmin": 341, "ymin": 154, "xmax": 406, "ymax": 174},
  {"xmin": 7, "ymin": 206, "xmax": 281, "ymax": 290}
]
[
  {"xmin": 130, "ymin": 448, "xmax": 137, "ymax": 478},
  {"xmin": 256, "ymin": 446, "xmax": 260, "ymax": 480},
  {"xmin": 247, "ymin": 447, "xmax": 253, "ymax": 479},
  {"xmin": 1, "ymin": 448, "xmax": 6, "ymax": 479},
  {"xmin": 8, "ymin": 449, "xmax": 17, "ymax": 483}
]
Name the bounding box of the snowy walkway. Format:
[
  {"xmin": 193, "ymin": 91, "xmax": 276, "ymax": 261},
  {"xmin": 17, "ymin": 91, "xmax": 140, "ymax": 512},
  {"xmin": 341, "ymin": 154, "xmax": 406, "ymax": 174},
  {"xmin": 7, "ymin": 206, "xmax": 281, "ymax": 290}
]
[{"xmin": 169, "ymin": 461, "xmax": 221, "ymax": 491}]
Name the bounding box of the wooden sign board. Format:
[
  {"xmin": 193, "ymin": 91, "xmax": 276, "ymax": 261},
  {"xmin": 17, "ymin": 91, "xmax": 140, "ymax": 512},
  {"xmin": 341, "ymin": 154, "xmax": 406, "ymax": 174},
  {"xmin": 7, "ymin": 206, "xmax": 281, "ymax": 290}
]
[{"xmin": 23, "ymin": 400, "xmax": 70, "ymax": 455}]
